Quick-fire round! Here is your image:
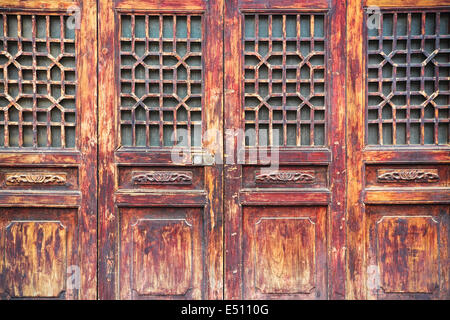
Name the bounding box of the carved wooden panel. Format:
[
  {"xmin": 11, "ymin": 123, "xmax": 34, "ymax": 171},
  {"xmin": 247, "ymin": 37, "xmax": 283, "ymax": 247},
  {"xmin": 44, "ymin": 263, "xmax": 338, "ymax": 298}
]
[
  {"xmin": 0, "ymin": 13, "xmax": 77, "ymax": 148},
  {"xmin": 365, "ymin": 164, "xmax": 449, "ymax": 188},
  {"xmin": 0, "ymin": 167, "xmax": 78, "ymax": 190},
  {"xmin": 243, "ymin": 165, "xmax": 328, "ymax": 189},
  {"xmin": 366, "ymin": 10, "xmax": 449, "ymax": 145},
  {"xmin": 0, "ymin": 208, "xmax": 78, "ymax": 300},
  {"xmin": 119, "ymin": 207, "xmax": 203, "ymax": 299},
  {"xmin": 366, "ymin": 205, "xmax": 449, "ymax": 299},
  {"xmin": 5, "ymin": 172, "xmax": 67, "ymax": 185},
  {"xmin": 118, "ymin": 166, "xmax": 204, "ymax": 190},
  {"xmin": 243, "ymin": 13, "xmax": 327, "ymax": 147},
  {"xmin": 132, "ymin": 170, "xmax": 193, "ymax": 185},
  {"xmin": 0, "ymin": 0, "xmax": 97, "ymax": 300},
  {"xmin": 255, "ymin": 170, "xmax": 315, "ymax": 184},
  {"xmin": 377, "ymin": 168, "xmax": 439, "ymax": 183},
  {"xmin": 243, "ymin": 206, "xmax": 327, "ymax": 299},
  {"xmin": 119, "ymin": 14, "xmax": 203, "ymax": 148}
]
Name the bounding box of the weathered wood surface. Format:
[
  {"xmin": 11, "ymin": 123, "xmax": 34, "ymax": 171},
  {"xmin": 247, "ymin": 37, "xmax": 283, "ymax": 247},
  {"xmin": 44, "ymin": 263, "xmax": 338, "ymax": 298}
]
[
  {"xmin": 98, "ymin": 0, "xmax": 223, "ymax": 300},
  {"xmin": 346, "ymin": 0, "xmax": 450, "ymax": 300},
  {"xmin": 0, "ymin": 0, "xmax": 97, "ymax": 300},
  {"xmin": 0, "ymin": 0, "xmax": 448, "ymax": 300}
]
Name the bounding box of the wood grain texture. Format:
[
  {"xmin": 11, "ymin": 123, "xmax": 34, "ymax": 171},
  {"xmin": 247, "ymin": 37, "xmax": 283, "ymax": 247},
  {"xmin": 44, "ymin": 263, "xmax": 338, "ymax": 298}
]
[
  {"xmin": 328, "ymin": 0, "xmax": 347, "ymax": 299},
  {"xmin": 224, "ymin": 0, "xmax": 243, "ymax": 300},
  {"xmin": 77, "ymin": 0, "xmax": 98, "ymax": 299},
  {"xmin": 5, "ymin": 173, "xmax": 67, "ymax": 185},
  {"xmin": 243, "ymin": 206, "xmax": 327, "ymax": 299},
  {"xmin": 365, "ymin": 0, "xmax": 450, "ymax": 7},
  {"xmin": 224, "ymin": 0, "xmax": 346, "ymax": 300},
  {"xmin": 346, "ymin": 0, "xmax": 367, "ymax": 300},
  {"xmin": 4, "ymin": 221, "xmax": 67, "ymax": 298},
  {"xmin": 98, "ymin": 0, "xmax": 119, "ymax": 300},
  {"xmin": 0, "ymin": 0, "xmax": 77, "ymax": 10},
  {"xmin": 0, "ymin": 0, "xmax": 97, "ymax": 300},
  {"xmin": 377, "ymin": 216, "xmax": 438, "ymax": 293},
  {"xmin": 255, "ymin": 218, "xmax": 315, "ymax": 294},
  {"xmin": 116, "ymin": 0, "xmax": 205, "ymax": 11},
  {"xmin": 347, "ymin": 0, "xmax": 450, "ymax": 300},
  {"xmin": 239, "ymin": 0, "xmax": 328, "ymax": 10},
  {"xmin": 132, "ymin": 219, "xmax": 194, "ymax": 296},
  {"xmin": 119, "ymin": 207, "xmax": 204, "ymax": 300},
  {"xmin": 0, "ymin": 208, "xmax": 78, "ymax": 300},
  {"xmin": 366, "ymin": 205, "xmax": 449, "ymax": 299},
  {"xmin": 99, "ymin": 0, "xmax": 223, "ymax": 300}
]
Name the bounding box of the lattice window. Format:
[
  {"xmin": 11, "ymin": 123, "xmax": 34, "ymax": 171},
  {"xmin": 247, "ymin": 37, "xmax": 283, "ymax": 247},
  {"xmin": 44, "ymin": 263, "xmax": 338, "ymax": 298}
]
[
  {"xmin": 366, "ymin": 10, "xmax": 450, "ymax": 145},
  {"xmin": 0, "ymin": 14, "xmax": 77, "ymax": 148},
  {"xmin": 119, "ymin": 14, "xmax": 202, "ymax": 148},
  {"xmin": 243, "ymin": 13, "xmax": 327, "ymax": 147}
]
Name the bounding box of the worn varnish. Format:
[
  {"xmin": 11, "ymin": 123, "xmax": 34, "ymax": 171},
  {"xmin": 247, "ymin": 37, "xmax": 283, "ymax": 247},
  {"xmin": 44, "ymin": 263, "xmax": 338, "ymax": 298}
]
[
  {"xmin": 243, "ymin": 206, "xmax": 327, "ymax": 299},
  {"xmin": 0, "ymin": 0, "xmax": 449, "ymax": 300},
  {"xmin": 365, "ymin": 205, "xmax": 449, "ymax": 299},
  {"xmin": 347, "ymin": 0, "xmax": 450, "ymax": 300},
  {"xmin": 0, "ymin": 0, "xmax": 97, "ymax": 300},
  {"xmin": 119, "ymin": 207, "xmax": 204, "ymax": 299},
  {"xmin": 98, "ymin": 0, "xmax": 223, "ymax": 300},
  {"xmin": 0, "ymin": 208, "xmax": 78, "ymax": 299}
]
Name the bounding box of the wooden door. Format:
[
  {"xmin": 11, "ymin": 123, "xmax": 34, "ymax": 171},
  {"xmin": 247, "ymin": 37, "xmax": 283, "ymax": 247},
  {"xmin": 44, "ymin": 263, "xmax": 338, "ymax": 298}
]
[
  {"xmin": 1, "ymin": 0, "xmax": 449, "ymax": 301},
  {"xmin": 347, "ymin": 0, "xmax": 450, "ymax": 299},
  {"xmin": 0, "ymin": 0, "xmax": 97, "ymax": 299},
  {"xmin": 224, "ymin": 0, "xmax": 346, "ymax": 299},
  {"xmin": 98, "ymin": 0, "xmax": 224, "ymax": 299}
]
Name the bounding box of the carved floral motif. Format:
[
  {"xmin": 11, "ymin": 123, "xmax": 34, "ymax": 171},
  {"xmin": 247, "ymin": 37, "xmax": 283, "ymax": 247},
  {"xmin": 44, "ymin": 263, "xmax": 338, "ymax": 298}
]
[
  {"xmin": 377, "ymin": 169, "xmax": 439, "ymax": 183},
  {"xmin": 5, "ymin": 173, "xmax": 67, "ymax": 185},
  {"xmin": 132, "ymin": 171, "xmax": 193, "ymax": 185},
  {"xmin": 255, "ymin": 171, "xmax": 316, "ymax": 184}
]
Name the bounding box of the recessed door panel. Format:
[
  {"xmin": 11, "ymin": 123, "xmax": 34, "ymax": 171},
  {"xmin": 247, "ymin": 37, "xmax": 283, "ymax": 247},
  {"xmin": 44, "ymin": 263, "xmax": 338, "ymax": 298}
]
[{"xmin": 243, "ymin": 206, "xmax": 327, "ymax": 299}]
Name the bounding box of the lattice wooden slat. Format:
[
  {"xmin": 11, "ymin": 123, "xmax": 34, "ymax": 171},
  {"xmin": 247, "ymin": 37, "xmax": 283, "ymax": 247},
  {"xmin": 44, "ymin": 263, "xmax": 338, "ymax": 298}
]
[
  {"xmin": 0, "ymin": 13, "xmax": 77, "ymax": 148},
  {"xmin": 119, "ymin": 14, "xmax": 203, "ymax": 148},
  {"xmin": 243, "ymin": 13, "xmax": 327, "ymax": 147},
  {"xmin": 366, "ymin": 10, "xmax": 449, "ymax": 145}
]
